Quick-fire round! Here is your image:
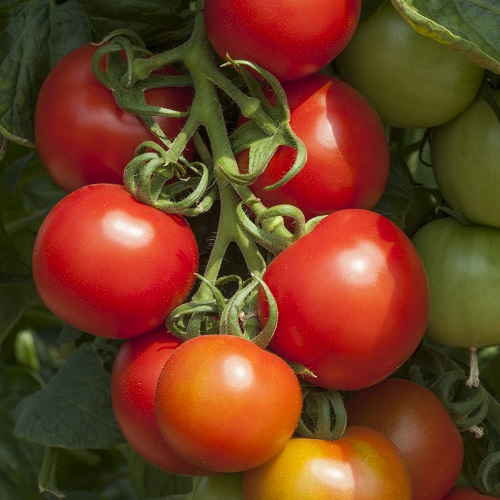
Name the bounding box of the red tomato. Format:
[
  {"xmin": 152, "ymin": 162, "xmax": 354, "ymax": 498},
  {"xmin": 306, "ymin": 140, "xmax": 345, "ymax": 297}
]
[
  {"xmin": 237, "ymin": 74, "xmax": 389, "ymax": 221},
  {"xmin": 111, "ymin": 327, "xmax": 210, "ymax": 475},
  {"xmin": 242, "ymin": 427, "xmax": 412, "ymax": 499},
  {"xmin": 443, "ymin": 487, "xmax": 498, "ymax": 499},
  {"xmin": 344, "ymin": 378, "xmax": 464, "ymax": 500},
  {"xmin": 258, "ymin": 209, "xmax": 430, "ymax": 391},
  {"xmin": 34, "ymin": 43, "xmax": 194, "ymax": 192},
  {"xmin": 155, "ymin": 334, "xmax": 303, "ymax": 472},
  {"xmin": 204, "ymin": 0, "xmax": 361, "ymax": 82},
  {"xmin": 32, "ymin": 184, "xmax": 198, "ymax": 338}
]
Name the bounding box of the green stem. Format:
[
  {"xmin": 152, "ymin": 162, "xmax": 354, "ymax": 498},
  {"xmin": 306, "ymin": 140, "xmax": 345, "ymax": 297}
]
[
  {"xmin": 38, "ymin": 447, "xmax": 63, "ymax": 498},
  {"xmin": 169, "ymin": 11, "xmax": 266, "ymax": 299}
]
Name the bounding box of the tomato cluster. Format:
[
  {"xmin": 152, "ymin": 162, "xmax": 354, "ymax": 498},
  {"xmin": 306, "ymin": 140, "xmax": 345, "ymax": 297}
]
[{"xmin": 29, "ymin": 0, "xmax": 497, "ymax": 498}]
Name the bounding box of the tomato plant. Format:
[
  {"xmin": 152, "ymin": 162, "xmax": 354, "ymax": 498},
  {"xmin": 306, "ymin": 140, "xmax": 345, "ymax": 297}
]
[
  {"xmin": 2, "ymin": 0, "xmax": 500, "ymax": 498},
  {"xmin": 258, "ymin": 208, "xmax": 430, "ymax": 391},
  {"xmin": 237, "ymin": 73, "xmax": 389, "ymax": 221},
  {"xmin": 111, "ymin": 326, "xmax": 211, "ymax": 475},
  {"xmin": 344, "ymin": 377, "xmax": 464, "ymax": 500},
  {"xmin": 204, "ymin": 0, "xmax": 361, "ymax": 81},
  {"xmin": 155, "ymin": 334, "xmax": 303, "ymax": 472},
  {"xmin": 34, "ymin": 43, "xmax": 195, "ymax": 192},
  {"xmin": 32, "ymin": 183, "xmax": 199, "ymax": 338},
  {"xmin": 411, "ymin": 216, "xmax": 500, "ymax": 348},
  {"xmin": 335, "ymin": 1, "xmax": 485, "ymax": 128},
  {"xmin": 431, "ymin": 90, "xmax": 500, "ymax": 228},
  {"xmin": 242, "ymin": 427, "xmax": 412, "ymax": 499}
]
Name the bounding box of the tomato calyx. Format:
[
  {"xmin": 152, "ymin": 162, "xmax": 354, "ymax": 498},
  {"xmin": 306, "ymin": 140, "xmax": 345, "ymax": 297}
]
[
  {"xmin": 295, "ymin": 384, "xmax": 347, "ymax": 441},
  {"xmin": 476, "ymin": 452, "xmax": 500, "ymax": 498},
  {"xmin": 410, "ymin": 346, "xmax": 487, "ymax": 432},
  {"xmin": 124, "ymin": 140, "xmax": 216, "ymax": 217},
  {"xmin": 88, "ymin": 3, "xmax": 314, "ymax": 341},
  {"xmin": 167, "ymin": 272, "xmax": 280, "ymax": 351}
]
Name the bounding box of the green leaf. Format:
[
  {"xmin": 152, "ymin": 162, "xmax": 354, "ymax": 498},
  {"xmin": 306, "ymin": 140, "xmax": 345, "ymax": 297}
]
[
  {"xmin": 0, "ymin": 364, "xmax": 45, "ymax": 500},
  {"xmin": 0, "ymin": 217, "xmax": 31, "ymax": 284},
  {"xmin": 127, "ymin": 450, "xmax": 193, "ymax": 499},
  {"xmin": 360, "ymin": 0, "xmax": 386, "ymax": 20},
  {"xmin": 13, "ymin": 343, "xmax": 124, "ymax": 449},
  {"xmin": 391, "ymin": 0, "xmax": 500, "ymax": 74},
  {"xmin": 0, "ymin": 0, "xmax": 91, "ymax": 146},
  {"xmin": 0, "ymin": 281, "xmax": 41, "ymax": 346},
  {"xmin": 373, "ymin": 152, "xmax": 415, "ymax": 228},
  {"xmin": 81, "ymin": 0, "xmax": 194, "ymax": 47}
]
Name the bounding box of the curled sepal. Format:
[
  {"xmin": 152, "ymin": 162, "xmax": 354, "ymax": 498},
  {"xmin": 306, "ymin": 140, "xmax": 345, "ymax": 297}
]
[
  {"xmin": 476, "ymin": 451, "xmax": 500, "ymax": 497},
  {"xmin": 167, "ymin": 274, "xmax": 246, "ymax": 341},
  {"xmin": 124, "ymin": 142, "xmax": 216, "ymax": 216},
  {"xmin": 426, "ymin": 369, "xmax": 490, "ymax": 432},
  {"xmin": 219, "ymin": 274, "xmax": 277, "ymax": 350},
  {"xmin": 408, "ymin": 345, "xmax": 491, "ymax": 433},
  {"xmin": 91, "ymin": 34, "xmax": 193, "ymax": 118},
  {"xmin": 223, "ymin": 59, "xmax": 307, "ymax": 189},
  {"xmin": 236, "ymin": 201, "xmax": 302, "ymax": 255},
  {"xmin": 295, "ymin": 384, "xmax": 347, "ymax": 441},
  {"xmin": 166, "ymin": 299, "xmax": 220, "ymax": 341}
]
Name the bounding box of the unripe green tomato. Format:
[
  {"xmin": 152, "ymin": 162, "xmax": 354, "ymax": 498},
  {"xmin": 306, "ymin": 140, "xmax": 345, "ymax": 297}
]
[
  {"xmin": 335, "ymin": 1, "xmax": 484, "ymax": 128},
  {"xmin": 192, "ymin": 473, "xmax": 243, "ymax": 500},
  {"xmin": 412, "ymin": 217, "xmax": 500, "ymax": 348},
  {"xmin": 431, "ymin": 91, "xmax": 500, "ymax": 228}
]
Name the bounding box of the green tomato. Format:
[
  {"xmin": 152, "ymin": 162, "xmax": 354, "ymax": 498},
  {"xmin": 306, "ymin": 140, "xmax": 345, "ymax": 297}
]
[
  {"xmin": 412, "ymin": 216, "xmax": 500, "ymax": 348},
  {"xmin": 335, "ymin": 1, "xmax": 484, "ymax": 128},
  {"xmin": 431, "ymin": 91, "xmax": 500, "ymax": 228},
  {"xmin": 192, "ymin": 473, "xmax": 243, "ymax": 500}
]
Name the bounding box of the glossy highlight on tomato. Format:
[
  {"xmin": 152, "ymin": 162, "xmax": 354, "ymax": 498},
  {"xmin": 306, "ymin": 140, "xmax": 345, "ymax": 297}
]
[
  {"xmin": 258, "ymin": 208, "xmax": 430, "ymax": 391},
  {"xmin": 155, "ymin": 334, "xmax": 303, "ymax": 472},
  {"xmin": 242, "ymin": 427, "xmax": 412, "ymax": 500},
  {"xmin": 237, "ymin": 74, "xmax": 389, "ymax": 220},
  {"xmin": 111, "ymin": 326, "xmax": 210, "ymax": 475},
  {"xmin": 32, "ymin": 184, "xmax": 199, "ymax": 338},
  {"xmin": 344, "ymin": 378, "xmax": 464, "ymax": 500},
  {"xmin": 204, "ymin": 0, "xmax": 361, "ymax": 82},
  {"xmin": 34, "ymin": 43, "xmax": 194, "ymax": 192}
]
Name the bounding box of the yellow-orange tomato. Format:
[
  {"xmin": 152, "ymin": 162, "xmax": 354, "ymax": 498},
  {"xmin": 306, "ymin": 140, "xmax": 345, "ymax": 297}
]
[{"xmin": 242, "ymin": 427, "xmax": 412, "ymax": 500}]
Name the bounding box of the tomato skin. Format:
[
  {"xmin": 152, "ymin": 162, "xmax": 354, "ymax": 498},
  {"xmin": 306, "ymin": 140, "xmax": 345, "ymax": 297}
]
[
  {"xmin": 237, "ymin": 74, "xmax": 389, "ymax": 220},
  {"xmin": 258, "ymin": 208, "xmax": 430, "ymax": 391},
  {"xmin": 443, "ymin": 487, "xmax": 498, "ymax": 499},
  {"xmin": 204, "ymin": 0, "xmax": 361, "ymax": 82},
  {"xmin": 32, "ymin": 184, "xmax": 198, "ymax": 338},
  {"xmin": 431, "ymin": 91, "xmax": 500, "ymax": 228},
  {"xmin": 344, "ymin": 378, "xmax": 464, "ymax": 500},
  {"xmin": 34, "ymin": 44, "xmax": 194, "ymax": 192},
  {"xmin": 111, "ymin": 327, "xmax": 210, "ymax": 475},
  {"xmin": 411, "ymin": 217, "xmax": 500, "ymax": 348},
  {"xmin": 241, "ymin": 427, "xmax": 412, "ymax": 500},
  {"xmin": 155, "ymin": 334, "xmax": 303, "ymax": 472},
  {"xmin": 335, "ymin": 1, "xmax": 484, "ymax": 128}
]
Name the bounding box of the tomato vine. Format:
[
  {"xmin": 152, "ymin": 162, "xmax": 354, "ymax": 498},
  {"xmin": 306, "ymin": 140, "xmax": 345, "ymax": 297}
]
[{"xmin": 1, "ymin": 0, "xmax": 500, "ymax": 498}]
